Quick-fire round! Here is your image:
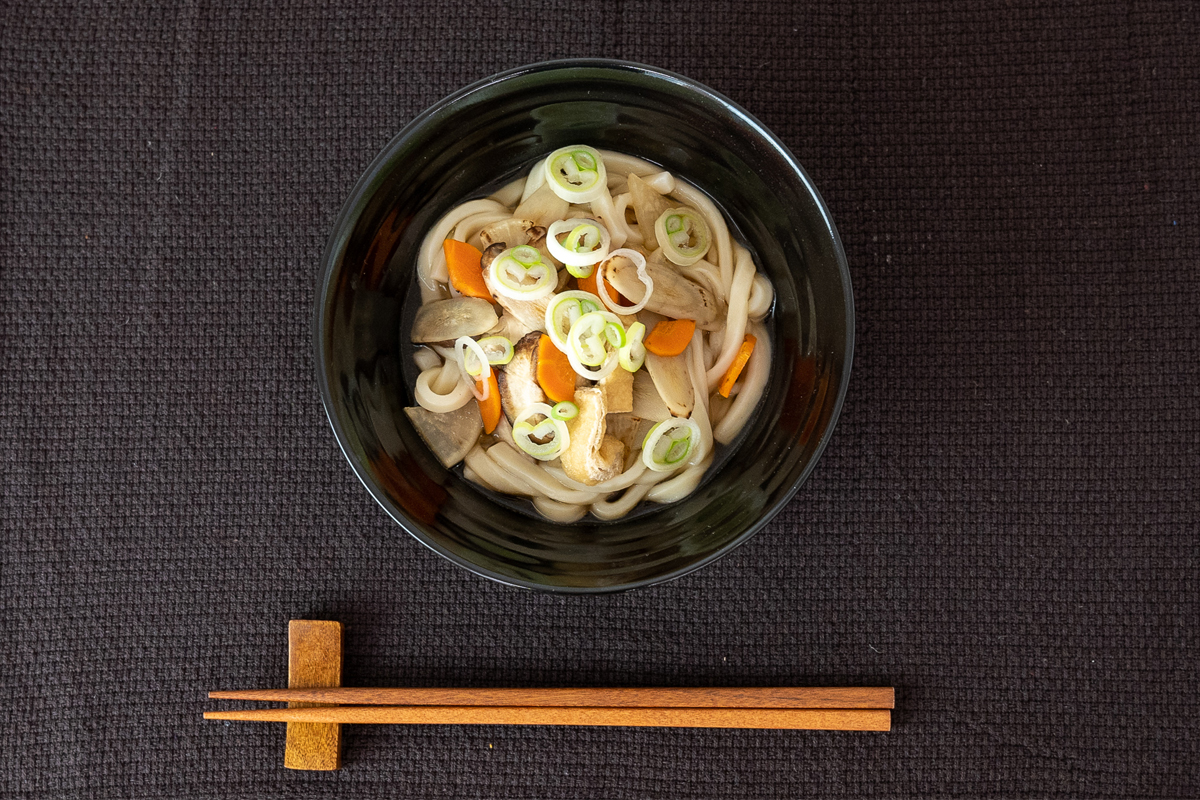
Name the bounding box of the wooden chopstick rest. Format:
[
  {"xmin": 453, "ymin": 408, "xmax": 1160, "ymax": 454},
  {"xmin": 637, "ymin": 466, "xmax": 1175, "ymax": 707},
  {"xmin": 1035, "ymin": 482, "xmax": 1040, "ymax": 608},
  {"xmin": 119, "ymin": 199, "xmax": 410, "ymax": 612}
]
[{"xmin": 283, "ymin": 620, "xmax": 342, "ymax": 771}]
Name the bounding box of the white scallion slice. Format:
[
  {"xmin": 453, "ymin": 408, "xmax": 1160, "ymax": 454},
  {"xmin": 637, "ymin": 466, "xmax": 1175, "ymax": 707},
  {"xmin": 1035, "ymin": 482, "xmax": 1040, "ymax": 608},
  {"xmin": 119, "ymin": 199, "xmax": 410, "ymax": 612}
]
[
  {"xmin": 546, "ymin": 218, "xmax": 611, "ymax": 277},
  {"xmin": 564, "ymin": 310, "xmax": 623, "ymax": 381},
  {"xmin": 550, "ymin": 401, "xmax": 579, "ymax": 421},
  {"xmin": 641, "ymin": 418, "xmax": 701, "ymax": 472},
  {"xmin": 604, "ymin": 321, "xmax": 626, "ymax": 349},
  {"xmin": 489, "ymin": 245, "xmax": 557, "ymax": 300},
  {"xmin": 454, "ymin": 336, "xmax": 492, "ymax": 401},
  {"xmin": 544, "ymin": 290, "xmax": 603, "ymax": 351},
  {"xmin": 543, "ymin": 145, "xmax": 607, "ymax": 204},
  {"xmin": 476, "ymin": 336, "xmax": 514, "ymax": 366},
  {"xmin": 654, "ymin": 207, "xmax": 711, "ymax": 266},
  {"xmin": 619, "ymin": 321, "xmax": 646, "ymax": 372},
  {"xmin": 512, "ymin": 402, "xmax": 570, "ymax": 461},
  {"xmin": 595, "ymin": 248, "xmax": 654, "ymax": 315}
]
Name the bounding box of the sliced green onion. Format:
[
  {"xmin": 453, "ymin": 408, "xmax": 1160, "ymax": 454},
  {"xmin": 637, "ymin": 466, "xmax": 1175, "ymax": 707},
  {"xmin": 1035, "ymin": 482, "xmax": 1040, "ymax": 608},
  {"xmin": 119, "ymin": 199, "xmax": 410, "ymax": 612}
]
[
  {"xmin": 619, "ymin": 321, "xmax": 646, "ymax": 372},
  {"xmin": 604, "ymin": 322, "xmax": 626, "ymax": 349},
  {"xmin": 551, "ymin": 401, "xmax": 578, "ymax": 421},
  {"xmin": 546, "ymin": 218, "xmax": 611, "ymax": 276},
  {"xmin": 545, "ymin": 290, "xmax": 604, "ymax": 351},
  {"xmin": 489, "ymin": 245, "xmax": 557, "ymax": 300},
  {"xmin": 565, "ymin": 310, "xmax": 622, "ymax": 381},
  {"xmin": 566, "ymin": 224, "xmax": 601, "ymax": 252},
  {"xmin": 568, "ymin": 311, "xmax": 618, "ymax": 365},
  {"xmin": 513, "ymin": 402, "xmax": 570, "ymax": 461},
  {"xmin": 566, "ymin": 264, "xmax": 593, "ymax": 280},
  {"xmin": 574, "ymin": 324, "xmax": 607, "ymax": 365},
  {"xmin": 567, "ymin": 264, "xmax": 593, "ymax": 280},
  {"xmin": 476, "ymin": 336, "xmax": 514, "ymax": 366},
  {"xmin": 543, "ymin": 145, "xmax": 607, "ymax": 204},
  {"xmin": 665, "ymin": 434, "xmax": 691, "ymax": 463},
  {"xmin": 454, "ymin": 336, "xmax": 492, "ymax": 401},
  {"xmin": 654, "ymin": 207, "xmax": 711, "ymax": 266},
  {"xmin": 641, "ymin": 418, "xmax": 701, "ymax": 472},
  {"xmin": 595, "ymin": 248, "xmax": 654, "ymax": 315}
]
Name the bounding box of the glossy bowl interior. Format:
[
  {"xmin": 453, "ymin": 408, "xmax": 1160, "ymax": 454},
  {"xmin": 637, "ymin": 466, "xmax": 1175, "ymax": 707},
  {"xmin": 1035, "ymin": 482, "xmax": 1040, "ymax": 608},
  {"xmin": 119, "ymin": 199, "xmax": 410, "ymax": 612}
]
[{"xmin": 315, "ymin": 60, "xmax": 853, "ymax": 592}]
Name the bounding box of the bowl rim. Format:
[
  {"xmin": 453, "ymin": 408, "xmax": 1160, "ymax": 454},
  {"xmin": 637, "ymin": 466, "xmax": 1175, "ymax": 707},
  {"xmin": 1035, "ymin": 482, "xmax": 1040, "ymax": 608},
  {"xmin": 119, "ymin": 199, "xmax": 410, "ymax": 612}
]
[{"xmin": 314, "ymin": 58, "xmax": 855, "ymax": 593}]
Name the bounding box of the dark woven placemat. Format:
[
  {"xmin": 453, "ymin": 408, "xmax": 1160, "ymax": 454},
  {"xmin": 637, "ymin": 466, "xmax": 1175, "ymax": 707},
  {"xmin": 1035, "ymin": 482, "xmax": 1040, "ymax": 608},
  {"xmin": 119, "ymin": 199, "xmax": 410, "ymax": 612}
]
[{"xmin": 2, "ymin": 1, "xmax": 1197, "ymax": 797}]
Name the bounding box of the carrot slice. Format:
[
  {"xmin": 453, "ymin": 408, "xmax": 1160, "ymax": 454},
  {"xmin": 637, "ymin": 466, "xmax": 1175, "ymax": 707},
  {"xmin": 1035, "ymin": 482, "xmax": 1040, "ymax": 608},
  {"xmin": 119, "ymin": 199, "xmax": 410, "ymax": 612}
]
[
  {"xmin": 443, "ymin": 239, "xmax": 492, "ymax": 299},
  {"xmin": 718, "ymin": 334, "xmax": 757, "ymax": 398},
  {"xmin": 476, "ymin": 372, "xmax": 501, "ymax": 434},
  {"xmin": 578, "ymin": 270, "xmax": 600, "ymax": 297},
  {"xmin": 643, "ymin": 319, "xmax": 696, "ymax": 357},
  {"xmin": 535, "ymin": 334, "xmax": 576, "ymax": 403},
  {"xmin": 578, "ymin": 269, "xmax": 629, "ymax": 308}
]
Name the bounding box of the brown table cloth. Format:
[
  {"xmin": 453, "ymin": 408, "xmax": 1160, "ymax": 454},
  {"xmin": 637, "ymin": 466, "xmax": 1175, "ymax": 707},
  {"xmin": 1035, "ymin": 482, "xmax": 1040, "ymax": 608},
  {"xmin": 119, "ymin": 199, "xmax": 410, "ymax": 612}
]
[{"xmin": 2, "ymin": 1, "xmax": 1197, "ymax": 797}]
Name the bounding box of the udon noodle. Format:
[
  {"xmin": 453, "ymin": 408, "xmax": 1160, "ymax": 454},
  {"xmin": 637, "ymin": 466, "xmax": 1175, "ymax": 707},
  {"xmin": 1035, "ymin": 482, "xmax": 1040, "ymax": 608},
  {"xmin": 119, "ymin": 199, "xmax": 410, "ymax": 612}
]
[{"xmin": 403, "ymin": 147, "xmax": 774, "ymax": 521}]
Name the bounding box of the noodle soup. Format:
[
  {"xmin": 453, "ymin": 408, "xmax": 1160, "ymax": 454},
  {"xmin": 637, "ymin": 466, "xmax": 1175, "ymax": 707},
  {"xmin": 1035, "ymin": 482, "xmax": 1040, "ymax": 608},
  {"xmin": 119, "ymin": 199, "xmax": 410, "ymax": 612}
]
[{"xmin": 403, "ymin": 147, "xmax": 774, "ymax": 522}]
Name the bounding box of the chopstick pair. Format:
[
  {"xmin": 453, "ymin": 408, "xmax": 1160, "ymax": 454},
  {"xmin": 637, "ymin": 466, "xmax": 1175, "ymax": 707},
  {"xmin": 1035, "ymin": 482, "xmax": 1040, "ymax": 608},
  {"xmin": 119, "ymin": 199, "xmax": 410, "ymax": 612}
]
[
  {"xmin": 205, "ymin": 686, "xmax": 895, "ymax": 731},
  {"xmin": 206, "ymin": 622, "xmax": 894, "ymax": 770}
]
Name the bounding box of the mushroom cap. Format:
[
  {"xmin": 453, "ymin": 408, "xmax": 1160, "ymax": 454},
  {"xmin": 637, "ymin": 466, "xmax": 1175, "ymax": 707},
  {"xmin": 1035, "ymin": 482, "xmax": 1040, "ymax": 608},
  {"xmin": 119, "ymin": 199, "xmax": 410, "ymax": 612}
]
[
  {"xmin": 410, "ymin": 297, "xmax": 498, "ymax": 343},
  {"xmin": 496, "ymin": 332, "xmax": 547, "ymax": 424}
]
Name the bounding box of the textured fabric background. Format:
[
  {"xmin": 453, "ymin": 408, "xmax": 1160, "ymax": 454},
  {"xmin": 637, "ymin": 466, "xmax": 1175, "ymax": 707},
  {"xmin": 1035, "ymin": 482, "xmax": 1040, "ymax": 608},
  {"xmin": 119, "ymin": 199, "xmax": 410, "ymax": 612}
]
[{"xmin": 2, "ymin": 1, "xmax": 1197, "ymax": 797}]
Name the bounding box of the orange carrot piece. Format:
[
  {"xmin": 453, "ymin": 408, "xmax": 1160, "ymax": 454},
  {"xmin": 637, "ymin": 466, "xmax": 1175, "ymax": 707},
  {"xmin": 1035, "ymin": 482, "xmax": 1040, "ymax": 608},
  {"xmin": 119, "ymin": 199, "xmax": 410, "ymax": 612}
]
[
  {"xmin": 578, "ymin": 270, "xmax": 600, "ymax": 297},
  {"xmin": 476, "ymin": 372, "xmax": 501, "ymax": 435},
  {"xmin": 718, "ymin": 335, "xmax": 757, "ymax": 398},
  {"xmin": 443, "ymin": 239, "xmax": 492, "ymax": 299},
  {"xmin": 535, "ymin": 334, "xmax": 577, "ymax": 403},
  {"xmin": 643, "ymin": 319, "xmax": 696, "ymax": 357}
]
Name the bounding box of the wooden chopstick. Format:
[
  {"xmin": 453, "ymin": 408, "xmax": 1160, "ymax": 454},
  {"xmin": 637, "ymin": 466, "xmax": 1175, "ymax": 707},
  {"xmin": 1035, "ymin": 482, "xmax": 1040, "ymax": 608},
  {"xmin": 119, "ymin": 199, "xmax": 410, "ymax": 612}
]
[
  {"xmin": 208, "ymin": 686, "xmax": 894, "ymax": 710},
  {"xmin": 204, "ymin": 705, "xmax": 891, "ymax": 731}
]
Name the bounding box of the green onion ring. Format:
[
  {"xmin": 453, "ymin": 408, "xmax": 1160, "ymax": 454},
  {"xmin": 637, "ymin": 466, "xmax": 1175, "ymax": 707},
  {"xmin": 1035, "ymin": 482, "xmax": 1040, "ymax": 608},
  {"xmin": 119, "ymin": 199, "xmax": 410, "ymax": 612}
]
[
  {"xmin": 476, "ymin": 336, "xmax": 514, "ymax": 366},
  {"xmin": 654, "ymin": 207, "xmax": 711, "ymax": 267},
  {"xmin": 546, "ymin": 218, "xmax": 611, "ymax": 276},
  {"xmin": 543, "ymin": 145, "xmax": 607, "ymax": 204},
  {"xmin": 594, "ymin": 248, "xmax": 654, "ymax": 315},
  {"xmin": 512, "ymin": 402, "xmax": 570, "ymax": 461},
  {"xmin": 619, "ymin": 321, "xmax": 646, "ymax": 372},
  {"xmin": 565, "ymin": 310, "xmax": 623, "ymax": 381},
  {"xmin": 550, "ymin": 401, "xmax": 579, "ymax": 421},
  {"xmin": 544, "ymin": 290, "xmax": 603, "ymax": 351},
  {"xmin": 489, "ymin": 245, "xmax": 557, "ymax": 300},
  {"xmin": 454, "ymin": 336, "xmax": 492, "ymax": 401},
  {"xmin": 641, "ymin": 418, "xmax": 701, "ymax": 472}
]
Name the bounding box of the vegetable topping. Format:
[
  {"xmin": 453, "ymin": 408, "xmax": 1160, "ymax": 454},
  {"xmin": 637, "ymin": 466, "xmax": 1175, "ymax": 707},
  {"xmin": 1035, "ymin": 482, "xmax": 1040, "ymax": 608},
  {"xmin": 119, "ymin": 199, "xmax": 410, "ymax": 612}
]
[
  {"xmin": 642, "ymin": 418, "xmax": 702, "ymax": 472},
  {"xmin": 546, "ymin": 218, "xmax": 611, "ymax": 277},
  {"xmin": 717, "ymin": 334, "xmax": 757, "ymax": 398},
  {"xmin": 544, "ymin": 145, "xmax": 607, "ymax": 204},
  {"xmin": 443, "ymin": 239, "xmax": 492, "ymax": 299},
  {"xmin": 643, "ymin": 319, "xmax": 696, "ymax": 357},
  {"xmin": 512, "ymin": 402, "xmax": 570, "ymax": 461},
  {"xmin": 654, "ymin": 207, "xmax": 711, "ymax": 266},
  {"xmin": 489, "ymin": 245, "xmax": 557, "ymax": 299}
]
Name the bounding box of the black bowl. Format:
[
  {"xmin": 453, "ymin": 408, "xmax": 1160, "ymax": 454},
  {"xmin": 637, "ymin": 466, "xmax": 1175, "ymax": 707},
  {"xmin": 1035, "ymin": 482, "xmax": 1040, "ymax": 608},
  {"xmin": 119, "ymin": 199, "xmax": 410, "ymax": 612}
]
[{"xmin": 314, "ymin": 59, "xmax": 853, "ymax": 593}]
